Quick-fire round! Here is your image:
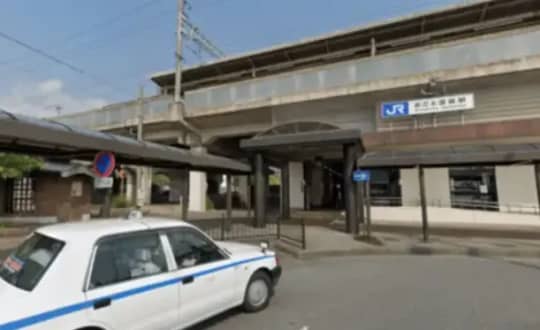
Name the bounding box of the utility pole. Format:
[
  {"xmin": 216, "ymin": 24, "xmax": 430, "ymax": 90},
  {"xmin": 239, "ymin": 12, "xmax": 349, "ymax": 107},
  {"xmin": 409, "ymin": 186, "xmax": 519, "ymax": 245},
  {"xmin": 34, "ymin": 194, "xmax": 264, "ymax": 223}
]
[
  {"xmin": 137, "ymin": 86, "xmax": 144, "ymax": 141},
  {"xmin": 136, "ymin": 86, "xmax": 145, "ymax": 208},
  {"xmin": 174, "ymin": 0, "xmax": 185, "ymax": 103}
]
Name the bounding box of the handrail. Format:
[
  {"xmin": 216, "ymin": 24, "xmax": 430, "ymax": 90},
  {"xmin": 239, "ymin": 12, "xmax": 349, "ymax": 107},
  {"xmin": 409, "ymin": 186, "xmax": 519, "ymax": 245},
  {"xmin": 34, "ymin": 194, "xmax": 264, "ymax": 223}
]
[{"xmin": 369, "ymin": 196, "xmax": 540, "ymax": 215}]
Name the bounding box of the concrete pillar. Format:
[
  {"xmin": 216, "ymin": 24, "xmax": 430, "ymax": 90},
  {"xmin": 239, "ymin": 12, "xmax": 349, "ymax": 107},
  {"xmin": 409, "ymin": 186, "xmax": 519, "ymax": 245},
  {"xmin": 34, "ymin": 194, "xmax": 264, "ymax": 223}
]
[
  {"xmin": 136, "ymin": 167, "xmax": 152, "ymax": 207},
  {"xmin": 289, "ymin": 162, "xmax": 304, "ymax": 209},
  {"xmin": 179, "ymin": 169, "xmax": 189, "ymax": 220},
  {"xmin": 343, "ymin": 144, "xmax": 358, "ymax": 234},
  {"xmin": 496, "ymin": 165, "xmax": 539, "ymax": 212},
  {"xmin": 535, "ymin": 164, "xmax": 540, "ymax": 214},
  {"xmin": 401, "ymin": 168, "xmax": 450, "ymax": 207},
  {"xmin": 236, "ymin": 175, "xmax": 249, "ymax": 208},
  {"xmin": 304, "ymin": 162, "xmax": 312, "ymax": 210},
  {"xmin": 189, "ymin": 171, "xmax": 207, "ymax": 212},
  {"xmin": 254, "ymin": 153, "xmax": 266, "ymax": 227},
  {"xmin": 311, "ymin": 160, "xmax": 324, "ymax": 208},
  {"xmin": 281, "ymin": 163, "xmax": 291, "ymax": 219},
  {"xmin": 125, "ymin": 171, "xmax": 135, "ymax": 204},
  {"xmin": 226, "ymin": 174, "xmax": 232, "ymax": 220},
  {"xmin": 425, "ymin": 168, "xmax": 451, "ymax": 207},
  {"xmin": 418, "ymin": 167, "xmax": 429, "ymax": 242},
  {"xmin": 400, "ymin": 168, "xmax": 420, "ymax": 206}
]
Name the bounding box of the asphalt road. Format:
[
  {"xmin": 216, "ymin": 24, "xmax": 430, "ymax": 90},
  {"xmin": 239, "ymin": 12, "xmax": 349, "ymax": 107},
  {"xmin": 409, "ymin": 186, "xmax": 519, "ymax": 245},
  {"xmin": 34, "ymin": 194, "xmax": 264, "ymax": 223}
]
[{"xmin": 190, "ymin": 255, "xmax": 540, "ymax": 330}]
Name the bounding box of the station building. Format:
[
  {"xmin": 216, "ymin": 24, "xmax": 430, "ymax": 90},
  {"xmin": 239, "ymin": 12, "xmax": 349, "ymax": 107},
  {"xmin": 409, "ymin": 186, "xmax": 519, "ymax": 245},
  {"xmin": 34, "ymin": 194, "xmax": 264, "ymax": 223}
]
[{"xmin": 54, "ymin": 0, "xmax": 540, "ymax": 228}]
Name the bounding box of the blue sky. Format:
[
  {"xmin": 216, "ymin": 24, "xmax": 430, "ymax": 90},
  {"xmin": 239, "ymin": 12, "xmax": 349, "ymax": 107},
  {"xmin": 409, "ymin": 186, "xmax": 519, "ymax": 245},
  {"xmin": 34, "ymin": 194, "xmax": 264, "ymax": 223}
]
[{"xmin": 0, "ymin": 0, "xmax": 458, "ymax": 117}]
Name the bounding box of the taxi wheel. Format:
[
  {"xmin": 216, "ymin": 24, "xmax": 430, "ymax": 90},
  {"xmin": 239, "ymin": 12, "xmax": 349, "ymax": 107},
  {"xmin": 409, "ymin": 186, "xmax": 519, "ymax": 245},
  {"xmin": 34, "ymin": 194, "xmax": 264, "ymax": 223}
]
[{"xmin": 243, "ymin": 271, "xmax": 272, "ymax": 313}]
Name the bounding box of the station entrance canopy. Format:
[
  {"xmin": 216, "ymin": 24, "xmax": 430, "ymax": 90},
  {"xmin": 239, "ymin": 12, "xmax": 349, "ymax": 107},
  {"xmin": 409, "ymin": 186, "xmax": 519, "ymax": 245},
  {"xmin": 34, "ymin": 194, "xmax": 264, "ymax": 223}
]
[
  {"xmin": 357, "ymin": 144, "xmax": 540, "ymax": 168},
  {"xmin": 0, "ymin": 110, "xmax": 250, "ymax": 174},
  {"xmin": 357, "ymin": 143, "xmax": 540, "ymax": 242},
  {"xmin": 240, "ymin": 122, "xmax": 363, "ymax": 161}
]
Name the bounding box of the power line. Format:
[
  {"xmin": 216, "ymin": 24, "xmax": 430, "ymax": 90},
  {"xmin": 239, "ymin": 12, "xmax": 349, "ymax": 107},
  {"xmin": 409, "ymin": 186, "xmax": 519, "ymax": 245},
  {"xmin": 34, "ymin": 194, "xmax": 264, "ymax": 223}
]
[
  {"xmin": 0, "ymin": 31, "xmax": 85, "ymax": 74},
  {"xmin": 0, "ymin": 0, "xmax": 169, "ymax": 66},
  {"xmin": 62, "ymin": 0, "xmax": 169, "ymax": 43},
  {"xmin": 182, "ymin": 16, "xmax": 226, "ymax": 59},
  {"xmin": 0, "ymin": 30, "xmax": 129, "ymax": 95}
]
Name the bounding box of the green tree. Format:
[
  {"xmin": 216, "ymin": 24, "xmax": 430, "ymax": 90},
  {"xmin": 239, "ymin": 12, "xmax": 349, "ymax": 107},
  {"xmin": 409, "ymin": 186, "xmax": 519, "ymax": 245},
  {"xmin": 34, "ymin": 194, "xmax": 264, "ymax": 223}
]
[{"xmin": 0, "ymin": 153, "xmax": 43, "ymax": 179}]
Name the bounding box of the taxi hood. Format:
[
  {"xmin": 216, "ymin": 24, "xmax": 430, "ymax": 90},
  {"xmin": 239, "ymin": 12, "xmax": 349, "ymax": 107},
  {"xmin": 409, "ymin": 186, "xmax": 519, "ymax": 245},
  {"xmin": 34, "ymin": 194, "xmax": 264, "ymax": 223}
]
[{"xmin": 217, "ymin": 241, "xmax": 266, "ymax": 257}]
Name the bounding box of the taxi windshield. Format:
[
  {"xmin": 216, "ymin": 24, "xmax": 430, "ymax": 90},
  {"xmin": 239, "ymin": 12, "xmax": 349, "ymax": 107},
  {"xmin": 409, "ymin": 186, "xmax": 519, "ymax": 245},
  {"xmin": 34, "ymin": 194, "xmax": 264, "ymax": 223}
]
[{"xmin": 0, "ymin": 233, "xmax": 64, "ymax": 291}]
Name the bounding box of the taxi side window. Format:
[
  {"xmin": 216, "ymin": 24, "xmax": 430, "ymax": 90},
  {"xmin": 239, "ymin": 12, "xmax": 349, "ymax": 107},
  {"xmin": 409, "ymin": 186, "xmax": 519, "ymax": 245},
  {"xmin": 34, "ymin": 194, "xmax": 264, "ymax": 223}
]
[
  {"xmin": 166, "ymin": 229, "xmax": 225, "ymax": 269},
  {"xmin": 89, "ymin": 232, "xmax": 167, "ymax": 289}
]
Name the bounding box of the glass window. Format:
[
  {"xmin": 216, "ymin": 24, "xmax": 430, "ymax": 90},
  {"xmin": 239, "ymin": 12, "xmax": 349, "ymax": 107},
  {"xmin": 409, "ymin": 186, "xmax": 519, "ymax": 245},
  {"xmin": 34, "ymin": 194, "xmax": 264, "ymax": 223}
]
[
  {"xmin": 167, "ymin": 229, "xmax": 225, "ymax": 269},
  {"xmin": 0, "ymin": 233, "xmax": 64, "ymax": 291},
  {"xmin": 89, "ymin": 232, "xmax": 167, "ymax": 289}
]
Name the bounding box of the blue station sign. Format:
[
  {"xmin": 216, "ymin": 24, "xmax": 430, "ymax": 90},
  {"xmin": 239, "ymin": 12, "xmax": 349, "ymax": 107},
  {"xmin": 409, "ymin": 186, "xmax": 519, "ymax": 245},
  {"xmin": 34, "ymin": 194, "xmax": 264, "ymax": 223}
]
[
  {"xmin": 381, "ymin": 94, "xmax": 475, "ymax": 119},
  {"xmin": 381, "ymin": 101, "xmax": 410, "ymax": 119},
  {"xmin": 353, "ymin": 170, "xmax": 371, "ymax": 182}
]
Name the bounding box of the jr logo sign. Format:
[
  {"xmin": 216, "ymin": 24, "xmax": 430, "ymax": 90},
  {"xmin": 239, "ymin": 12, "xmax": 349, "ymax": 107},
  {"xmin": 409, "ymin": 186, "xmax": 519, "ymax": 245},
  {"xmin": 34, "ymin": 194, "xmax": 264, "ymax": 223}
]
[{"xmin": 381, "ymin": 101, "xmax": 409, "ymax": 119}]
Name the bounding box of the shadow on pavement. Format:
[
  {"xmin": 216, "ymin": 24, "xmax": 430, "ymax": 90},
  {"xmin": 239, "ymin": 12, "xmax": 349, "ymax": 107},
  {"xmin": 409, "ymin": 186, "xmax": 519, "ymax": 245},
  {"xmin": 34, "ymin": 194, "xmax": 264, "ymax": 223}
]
[{"xmin": 187, "ymin": 308, "xmax": 242, "ymax": 330}]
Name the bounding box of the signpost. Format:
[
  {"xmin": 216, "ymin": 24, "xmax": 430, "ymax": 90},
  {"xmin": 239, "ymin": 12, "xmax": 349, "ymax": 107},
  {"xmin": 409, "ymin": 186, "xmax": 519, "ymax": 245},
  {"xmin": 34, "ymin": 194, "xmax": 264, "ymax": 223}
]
[
  {"xmin": 381, "ymin": 94, "xmax": 475, "ymax": 119},
  {"xmin": 94, "ymin": 177, "xmax": 114, "ymax": 189},
  {"xmin": 353, "ymin": 170, "xmax": 371, "ymax": 238},
  {"xmin": 93, "ymin": 151, "xmax": 115, "ymax": 218}
]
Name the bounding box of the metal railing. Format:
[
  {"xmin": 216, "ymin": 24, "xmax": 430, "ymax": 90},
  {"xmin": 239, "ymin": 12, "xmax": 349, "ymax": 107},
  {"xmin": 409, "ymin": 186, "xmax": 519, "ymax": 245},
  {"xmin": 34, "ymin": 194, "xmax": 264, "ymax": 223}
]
[
  {"xmin": 187, "ymin": 217, "xmax": 307, "ymax": 249},
  {"xmin": 279, "ymin": 218, "xmax": 307, "ymax": 250},
  {"xmin": 370, "ymin": 197, "xmax": 403, "ymax": 207},
  {"xmin": 184, "ymin": 29, "xmax": 540, "ymax": 114},
  {"xmin": 52, "ymin": 95, "xmax": 173, "ymax": 130},
  {"xmin": 373, "ymin": 196, "xmax": 540, "ymax": 215}
]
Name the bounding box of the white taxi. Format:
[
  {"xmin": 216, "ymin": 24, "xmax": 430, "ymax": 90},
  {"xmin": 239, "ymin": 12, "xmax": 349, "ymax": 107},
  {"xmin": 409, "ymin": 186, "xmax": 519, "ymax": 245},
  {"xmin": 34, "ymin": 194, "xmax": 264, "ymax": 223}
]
[{"xmin": 0, "ymin": 218, "xmax": 281, "ymax": 330}]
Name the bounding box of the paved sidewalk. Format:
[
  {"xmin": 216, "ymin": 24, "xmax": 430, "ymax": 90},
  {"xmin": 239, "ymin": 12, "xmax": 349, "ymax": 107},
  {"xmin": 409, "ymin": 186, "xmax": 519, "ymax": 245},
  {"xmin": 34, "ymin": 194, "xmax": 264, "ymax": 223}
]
[{"xmin": 276, "ymin": 226, "xmax": 540, "ymax": 259}]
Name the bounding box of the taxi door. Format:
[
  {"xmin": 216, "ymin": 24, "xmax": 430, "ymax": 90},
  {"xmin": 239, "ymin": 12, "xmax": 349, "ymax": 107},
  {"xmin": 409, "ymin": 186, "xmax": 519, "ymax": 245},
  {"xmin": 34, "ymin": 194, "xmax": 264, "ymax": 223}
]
[
  {"xmin": 165, "ymin": 228, "xmax": 237, "ymax": 329},
  {"xmin": 84, "ymin": 232, "xmax": 180, "ymax": 330}
]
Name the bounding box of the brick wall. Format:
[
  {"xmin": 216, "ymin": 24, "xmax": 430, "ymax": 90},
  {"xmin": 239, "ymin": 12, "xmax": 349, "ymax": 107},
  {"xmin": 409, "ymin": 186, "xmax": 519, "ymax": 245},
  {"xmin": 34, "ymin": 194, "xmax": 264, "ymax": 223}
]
[{"xmin": 34, "ymin": 174, "xmax": 92, "ymax": 221}]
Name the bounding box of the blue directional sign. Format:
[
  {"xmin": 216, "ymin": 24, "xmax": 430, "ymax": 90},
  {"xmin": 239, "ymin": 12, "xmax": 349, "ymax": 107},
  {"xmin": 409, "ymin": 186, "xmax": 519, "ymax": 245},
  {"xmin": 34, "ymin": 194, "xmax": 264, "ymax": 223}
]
[
  {"xmin": 353, "ymin": 170, "xmax": 371, "ymax": 182},
  {"xmin": 381, "ymin": 101, "xmax": 410, "ymax": 119}
]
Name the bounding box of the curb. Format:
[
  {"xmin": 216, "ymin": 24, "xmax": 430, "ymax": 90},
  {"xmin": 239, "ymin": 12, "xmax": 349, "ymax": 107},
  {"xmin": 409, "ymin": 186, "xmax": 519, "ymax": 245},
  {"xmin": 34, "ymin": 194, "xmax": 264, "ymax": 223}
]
[{"xmin": 275, "ymin": 241, "xmax": 540, "ymax": 259}]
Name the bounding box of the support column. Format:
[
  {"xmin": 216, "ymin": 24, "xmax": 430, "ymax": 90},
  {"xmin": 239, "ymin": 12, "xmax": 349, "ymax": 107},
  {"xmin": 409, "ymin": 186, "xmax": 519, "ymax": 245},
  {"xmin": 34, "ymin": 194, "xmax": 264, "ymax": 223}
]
[
  {"xmin": 246, "ymin": 175, "xmax": 253, "ymax": 218},
  {"xmin": 181, "ymin": 169, "xmax": 190, "ymax": 220},
  {"xmin": 343, "ymin": 143, "xmax": 358, "ymax": 234},
  {"xmin": 418, "ymin": 166, "xmax": 429, "ymax": 242},
  {"xmin": 304, "ymin": 161, "xmax": 312, "ymax": 211},
  {"xmin": 535, "ymin": 163, "xmax": 540, "ymax": 214},
  {"xmin": 188, "ymin": 171, "xmax": 207, "ymax": 212},
  {"xmin": 356, "ymin": 180, "xmax": 365, "ymax": 225},
  {"xmin": 281, "ymin": 163, "xmax": 291, "ymax": 220},
  {"xmin": 125, "ymin": 170, "xmax": 135, "ymax": 204},
  {"xmin": 254, "ymin": 153, "xmax": 266, "ymax": 227},
  {"xmin": 289, "ymin": 162, "xmax": 304, "ymax": 209},
  {"xmin": 236, "ymin": 175, "xmax": 249, "ymax": 209},
  {"xmin": 226, "ymin": 174, "xmax": 232, "ymax": 220}
]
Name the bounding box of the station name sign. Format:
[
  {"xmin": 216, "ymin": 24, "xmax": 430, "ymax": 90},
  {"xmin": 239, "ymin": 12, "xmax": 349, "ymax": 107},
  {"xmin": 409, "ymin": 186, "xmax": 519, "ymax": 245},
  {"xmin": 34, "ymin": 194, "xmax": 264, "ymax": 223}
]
[{"xmin": 381, "ymin": 94, "xmax": 475, "ymax": 119}]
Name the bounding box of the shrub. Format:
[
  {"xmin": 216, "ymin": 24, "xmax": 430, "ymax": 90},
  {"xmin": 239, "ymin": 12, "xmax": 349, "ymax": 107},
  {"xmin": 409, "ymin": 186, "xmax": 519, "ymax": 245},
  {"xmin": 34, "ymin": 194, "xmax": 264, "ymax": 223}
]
[{"xmin": 112, "ymin": 195, "xmax": 132, "ymax": 209}]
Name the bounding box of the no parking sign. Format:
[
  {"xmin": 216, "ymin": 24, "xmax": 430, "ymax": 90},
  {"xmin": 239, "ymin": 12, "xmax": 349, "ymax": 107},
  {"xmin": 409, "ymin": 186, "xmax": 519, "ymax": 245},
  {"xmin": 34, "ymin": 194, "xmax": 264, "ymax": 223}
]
[{"xmin": 93, "ymin": 151, "xmax": 116, "ymax": 178}]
